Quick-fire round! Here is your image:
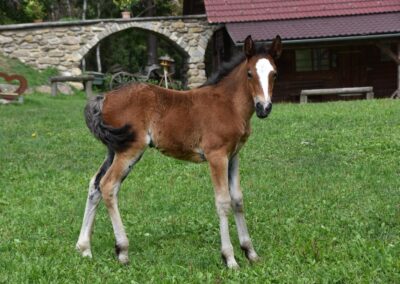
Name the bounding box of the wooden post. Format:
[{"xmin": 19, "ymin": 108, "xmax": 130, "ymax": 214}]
[
  {"xmin": 85, "ymin": 80, "xmax": 93, "ymax": 97},
  {"xmin": 51, "ymin": 82, "xmax": 58, "ymax": 96},
  {"xmin": 391, "ymin": 42, "xmax": 400, "ymax": 99},
  {"xmin": 300, "ymin": 94, "xmax": 308, "ymax": 104},
  {"xmin": 396, "ymin": 42, "xmax": 400, "ymax": 99},
  {"xmin": 376, "ymin": 42, "xmax": 400, "ymax": 98}
]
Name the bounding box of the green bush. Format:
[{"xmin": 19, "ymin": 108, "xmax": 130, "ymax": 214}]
[{"xmin": 23, "ymin": 0, "xmax": 45, "ymax": 20}]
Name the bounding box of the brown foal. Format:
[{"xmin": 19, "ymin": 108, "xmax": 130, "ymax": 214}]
[{"xmin": 76, "ymin": 35, "xmax": 282, "ymax": 268}]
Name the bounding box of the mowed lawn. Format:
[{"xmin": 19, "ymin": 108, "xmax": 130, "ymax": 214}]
[{"xmin": 0, "ymin": 93, "xmax": 399, "ymax": 283}]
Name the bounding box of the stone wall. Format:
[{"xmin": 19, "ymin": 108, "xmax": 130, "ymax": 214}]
[{"xmin": 0, "ymin": 16, "xmax": 217, "ymax": 88}]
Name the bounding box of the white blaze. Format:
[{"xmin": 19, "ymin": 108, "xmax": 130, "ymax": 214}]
[{"xmin": 255, "ymin": 58, "xmax": 274, "ymax": 103}]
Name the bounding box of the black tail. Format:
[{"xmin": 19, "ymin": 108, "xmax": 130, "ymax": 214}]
[{"xmin": 84, "ymin": 95, "xmax": 135, "ymax": 152}]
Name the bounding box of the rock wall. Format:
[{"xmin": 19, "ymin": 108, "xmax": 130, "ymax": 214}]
[{"xmin": 0, "ymin": 16, "xmax": 217, "ymax": 88}]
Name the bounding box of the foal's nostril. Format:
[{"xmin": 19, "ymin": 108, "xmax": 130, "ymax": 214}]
[
  {"xmin": 255, "ymin": 102, "xmax": 264, "ymax": 112},
  {"xmin": 265, "ymin": 103, "xmax": 272, "ymax": 114}
]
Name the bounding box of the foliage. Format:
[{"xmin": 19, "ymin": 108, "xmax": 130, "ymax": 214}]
[
  {"xmin": 23, "ymin": 0, "xmax": 45, "ymax": 20},
  {"xmin": 0, "ymin": 0, "xmax": 182, "ymax": 23},
  {"xmin": 0, "ymin": 95, "xmax": 399, "ymax": 282},
  {"xmin": 0, "ymin": 53, "xmax": 57, "ymax": 87},
  {"xmin": 154, "ymin": 0, "xmax": 181, "ymax": 16},
  {"xmin": 84, "ymin": 28, "xmax": 185, "ymax": 82},
  {"xmin": 112, "ymin": 0, "xmax": 139, "ymax": 11},
  {"xmin": 0, "ymin": 0, "xmax": 28, "ymax": 24}
]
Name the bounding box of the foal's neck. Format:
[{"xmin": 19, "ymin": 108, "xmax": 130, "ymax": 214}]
[{"xmin": 217, "ymin": 61, "xmax": 254, "ymax": 122}]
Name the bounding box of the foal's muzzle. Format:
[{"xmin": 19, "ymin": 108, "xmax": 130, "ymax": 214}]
[{"xmin": 255, "ymin": 102, "xmax": 272, "ymax": 119}]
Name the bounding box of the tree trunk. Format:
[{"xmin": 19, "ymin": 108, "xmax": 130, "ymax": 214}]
[
  {"xmin": 145, "ymin": 0, "xmax": 158, "ymax": 68},
  {"xmin": 95, "ymin": 2, "xmax": 102, "ymax": 73},
  {"xmin": 82, "ymin": 58, "xmax": 86, "ymax": 72},
  {"xmin": 96, "ymin": 45, "xmax": 102, "ymax": 73},
  {"xmin": 82, "ymin": 0, "xmax": 87, "ymax": 20},
  {"xmin": 50, "ymin": 3, "xmax": 55, "ymax": 21},
  {"xmin": 65, "ymin": 0, "xmax": 72, "ymax": 18},
  {"xmin": 97, "ymin": 2, "xmax": 101, "ymax": 18}
]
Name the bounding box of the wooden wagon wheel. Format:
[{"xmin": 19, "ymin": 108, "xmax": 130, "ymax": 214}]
[{"xmin": 109, "ymin": 71, "xmax": 137, "ymax": 90}]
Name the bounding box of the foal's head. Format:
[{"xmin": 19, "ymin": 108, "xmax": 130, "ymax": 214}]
[{"xmin": 244, "ymin": 35, "xmax": 282, "ymax": 119}]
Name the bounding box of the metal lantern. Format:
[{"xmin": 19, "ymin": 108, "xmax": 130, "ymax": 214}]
[{"xmin": 158, "ymin": 55, "xmax": 175, "ymax": 88}]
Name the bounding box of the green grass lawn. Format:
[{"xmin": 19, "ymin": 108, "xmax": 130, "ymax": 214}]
[{"xmin": 0, "ymin": 93, "xmax": 399, "ymax": 283}]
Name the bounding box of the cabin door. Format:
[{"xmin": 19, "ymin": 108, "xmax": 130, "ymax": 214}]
[{"xmin": 338, "ymin": 48, "xmax": 367, "ymax": 87}]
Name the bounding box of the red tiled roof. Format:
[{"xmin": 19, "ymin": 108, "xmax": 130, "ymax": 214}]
[
  {"xmin": 226, "ymin": 12, "xmax": 400, "ymax": 43},
  {"xmin": 204, "ymin": 0, "xmax": 400, "ymax": 23}
]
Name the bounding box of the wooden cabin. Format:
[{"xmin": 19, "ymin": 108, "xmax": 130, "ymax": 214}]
[{"xmin": 187, "ymin": 0, "xmax": 400, "ymax": 102}]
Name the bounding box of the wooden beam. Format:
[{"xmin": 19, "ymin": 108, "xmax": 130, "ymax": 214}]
[
  {"xmin": 301, "ymin": 87, "xmax": 373, "ymax": 96},
  {"xmin": 394, "ymin": 42, "xmax": 400, "ymax": 99},
  {"xmin": 398, "ymin": 42, "xmax": 400, "ymax": 98},
  {"xmin": 299, "ymin": 87, "xmax": 374, "ymax": 103},
  {"xmin": 376, "ymin": 43, "xmax": 400, "ymax": 65}
]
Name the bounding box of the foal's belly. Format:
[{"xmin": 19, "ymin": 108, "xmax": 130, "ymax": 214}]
[
  {"xmin": 157, "ymin": 146, "xmax": 206, "ymax": 163},
  {"xmin": 148, "ymin": 130, "xmax": 206, "ymax": 163}
]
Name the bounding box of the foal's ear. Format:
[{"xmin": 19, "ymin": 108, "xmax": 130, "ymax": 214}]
[
  {"xmin": 244, "ymin": 35, "xmax": 255, "ymax": 59},
  {"xmin": 268, "ymin": 35, "xmax": 282, "ymax": 60}
]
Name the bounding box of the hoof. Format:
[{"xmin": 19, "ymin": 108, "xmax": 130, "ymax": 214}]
[
  {"xmin": 241, "ymin": 244, "xmax": 259, "ymax": 263},
  {"xmin": 115, "ymin": 244, "xmax": 129, "ymax": 265},
  {"xmin": 227, "ymin": 260, "xmax": 240, "ymax": 269},
  {"xmin": 222, "ymin": 253, "xmax": 239, "ymax": 269},
  {"xmin": 76, "ymin": 243, "xmax": 92, "ymax": 258},
  {"xmin": 248, "ymin": 252, "xmax": 260, "ymax": 263},
  {"xmin": 117, "ymin": 253, "xmax": 129, "ymax": 265}
]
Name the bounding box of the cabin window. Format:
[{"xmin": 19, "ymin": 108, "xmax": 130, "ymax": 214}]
[
  {"xmin": 295, "ymin": 48, "xmax": 330, "ymax": 72},
  {"xmin": 295, "ymin": 49, "xmax": 312, "ymax": 71}
]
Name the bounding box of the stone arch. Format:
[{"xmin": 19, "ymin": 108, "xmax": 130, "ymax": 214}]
[
  {"xmin": 76, "ymin": 20, "xmax": 216, "ymax": 88},
  {"xmin": 79, "ymin": 22, "xmax": 188, "ymax": 60},
  {"xmin": 78, "ymin": 23, "xmax": 190, "ymax": 84}
]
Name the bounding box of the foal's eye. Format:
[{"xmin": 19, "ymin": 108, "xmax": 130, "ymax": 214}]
[
  {"xmin": 273, "ymin": 73, "xmax": 277, "ymax": 80},
  {"xmin": 247, "ymin": 70, "xmax": 253, "ymax": 79}
]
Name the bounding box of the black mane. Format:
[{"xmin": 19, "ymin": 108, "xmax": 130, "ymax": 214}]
[
  {"xmin": 201, "ymin": 46, "xmax": 269, "ymax": 88},
  {"xmin": 201, "ymin": 52, "xmax": 246, "ymax": 87}
]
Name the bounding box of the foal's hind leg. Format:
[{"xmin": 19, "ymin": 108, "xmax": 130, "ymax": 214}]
[
  {"xmin": 76, "ymin": 151, "xmax": 114, "ymax": 258},
  {"xmin": 228, "ymin": 155, "xmax": 259, "ymax": 262},
  {"xmin": 207, "ymin": 151, "xmax": 239, "ymax": 269},
  {"xmin": 100, "ymin": 147, "xmax": 144, "ymax": 264}
]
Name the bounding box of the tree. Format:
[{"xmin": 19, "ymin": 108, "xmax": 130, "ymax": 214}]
[
  {"xmin": 82, "ymin": 0, "xmax": 87, "ymax": 20},
  {"xmin": 24, "ymin": 0, "xmax": 46, "ymax": 20},
  {"xmin": 145, "ymin": 0, "xmax": 158, "ymax": 69},
  {"xmin": 65, "ymin": 0, "xmax": 72, "ymax": 18},
  {"xmin": 0, "ymin": 0, "xmax": 27, "ymax": 24}
]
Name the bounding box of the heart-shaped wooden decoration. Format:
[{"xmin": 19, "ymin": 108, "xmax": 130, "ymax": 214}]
[{"xmin": 0, "ymin": 72, "xmax": 28, "ymax": 95}]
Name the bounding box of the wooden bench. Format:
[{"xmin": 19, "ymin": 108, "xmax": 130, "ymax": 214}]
[
  {"xmin": 0, "ymin": 72, "xmax": 28, "ymax": 104},
  {"xmin": 50, "ymin": 75, "xmax": 95, "ymax": 97},
  {"xmin": 300, "ymin": 87, "xmax": 374, "ymax": 103}
]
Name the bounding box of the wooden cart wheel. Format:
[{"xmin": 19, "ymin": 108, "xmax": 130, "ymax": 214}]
[{"xmin": 109, "ymin": 71, "xmax": 137, "ymax": 90}]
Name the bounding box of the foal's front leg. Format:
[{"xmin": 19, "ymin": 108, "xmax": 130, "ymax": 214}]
[
  {"xmin": 228, "ymin": 155, "xmax": 259, "ymax": 262},
  {"xmin": 208, "ymin": 152, "xmax": 239, "ymax": 269}
]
